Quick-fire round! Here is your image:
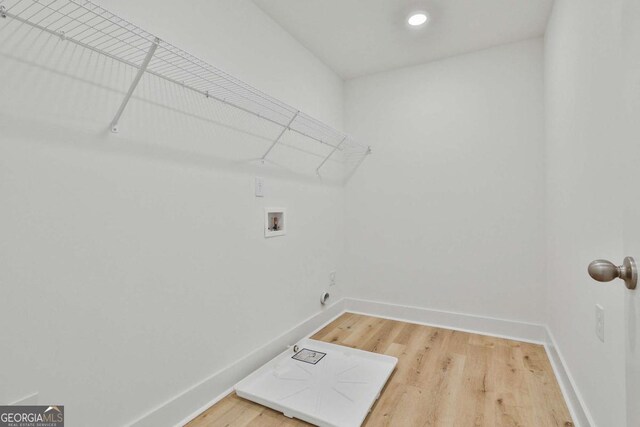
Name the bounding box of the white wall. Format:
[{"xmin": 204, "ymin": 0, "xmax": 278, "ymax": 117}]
[
  {"xmin": 0, "ymin": 1, "xmax": 345, "ymax": 425},
  {"xmin": 343, "ymin": 39, "xmax": 546, "ymax": 324},
  {"xmin": 545, "ymin": 0, "xmax": 640, "ymax": 425}
]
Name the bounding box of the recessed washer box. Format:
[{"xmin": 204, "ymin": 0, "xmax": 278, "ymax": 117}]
[
  {"xmin": 265, "ymin": 208, "xmax": 286, "ymax": 238},
  {"xmin": 235, "ymin": 339, "xmax": 397, "ymax": 427}
]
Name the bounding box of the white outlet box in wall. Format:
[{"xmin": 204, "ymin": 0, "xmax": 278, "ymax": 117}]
[{"xmin": 596, "ymin": 304, "xmax": 605, "ymax": 342}]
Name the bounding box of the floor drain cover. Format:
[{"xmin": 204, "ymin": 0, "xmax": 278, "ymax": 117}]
[{"xmin": 292, "ymin": 348, "xmax": 327, "ymax": 365}]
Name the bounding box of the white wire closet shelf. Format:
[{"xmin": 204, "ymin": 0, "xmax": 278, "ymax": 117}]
[{"xmin": 0, "ymin": 0, "xmax": 371, "ymax": 180}]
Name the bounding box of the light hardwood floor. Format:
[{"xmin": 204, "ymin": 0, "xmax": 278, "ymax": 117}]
[{"xmin": 187, "ymin": 313, "xmax": 573, "ymax": 427}]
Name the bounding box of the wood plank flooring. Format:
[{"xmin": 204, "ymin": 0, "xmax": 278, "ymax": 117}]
[{"xmin": 187, "ymin": 313, "xmax": 573, "ymax": 427}]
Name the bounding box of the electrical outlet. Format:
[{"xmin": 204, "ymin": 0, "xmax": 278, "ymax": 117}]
[
  {"xmin": 255, "ymin": 177, "xmax": 264, "ymax": 197},
  {"xmin": 329, "ymin": 271, "xmax": 336, "ymax": 287},
  {"xmin": 595, "ymin": 304, "xmax": 605, "ymax": 342}
]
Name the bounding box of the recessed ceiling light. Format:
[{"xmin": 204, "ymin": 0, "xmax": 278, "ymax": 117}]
[{"xmin": 407, "ymin": 12, "xmax": 428, "ymax": 27}]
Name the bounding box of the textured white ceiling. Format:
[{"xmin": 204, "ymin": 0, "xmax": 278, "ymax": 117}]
[{"xmin": 253, "ymin": 0, "xmax": 554, "ymax": 79}]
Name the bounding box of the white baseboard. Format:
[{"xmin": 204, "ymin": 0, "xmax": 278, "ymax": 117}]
[
  {"xmin": 126, "ymin": 298, "xmax": 347, "ymax": 427},
  {"xmin": 127, "ymin": 296, "xmax": 590, "ymax": 427},
  {"xmin": 544, "ymin": 329, "xmax": 594, "ymax": 427},
  {"xmin": 344, "ymin": 298, "xmax": 548, "ymax": 344}
]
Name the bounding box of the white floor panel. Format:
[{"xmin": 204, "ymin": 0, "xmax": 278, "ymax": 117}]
[{"xmin": 234, "ymin": 339, "xmax": 397, "ymax": 427}]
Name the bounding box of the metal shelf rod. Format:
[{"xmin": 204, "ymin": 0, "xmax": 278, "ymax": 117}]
[
  {"xmin": 3, "ymin": 10, "xmax": 143, "ymax": 68},
  {"xmin": 316, "ymin": 136, "xmax": 347, "ymax": 174},
  {"xmin": 1, "ymin": 0, "xmax": 367, "ymax": 161},
  {"xmin": 110, "ymin": 37, "xmax": 159, "ymax": 133},
  {"xmin": 3, "ymin": 9, "xmax": 343, "ymax": 149},
  {"xmin": 261, "ymin": 111, "xmax": 299, "ymax": 160}
]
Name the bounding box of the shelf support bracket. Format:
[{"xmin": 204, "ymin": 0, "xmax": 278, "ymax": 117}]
[
  {"xmin": 261, "ymin": 111, "xmax": 299, "ymax": 161},
  {"xmin": 316, "ymin": 136, "xmax": 347, "ymax": 175},
  {"xmin": 110, "ymin": 37, "xmax": 159, "ymax": 133}
]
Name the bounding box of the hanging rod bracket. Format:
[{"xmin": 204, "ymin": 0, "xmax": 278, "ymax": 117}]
[
  {"xmin": 261, "ymin": 111, "xmax": 299, "ymax": 161},
  {"xmin": 110, "ymin": 37, "xmax": 160, "ymax": 133}
]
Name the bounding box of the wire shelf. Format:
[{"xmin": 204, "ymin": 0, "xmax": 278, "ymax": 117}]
[{"xmin": 0, "ymin": 0, "xmax": 371, "ymax": 180}]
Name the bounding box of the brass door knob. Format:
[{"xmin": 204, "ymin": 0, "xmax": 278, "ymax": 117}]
[{"xmin": 588, "ymin": 257, "xmax": 637, "ymax": 290}]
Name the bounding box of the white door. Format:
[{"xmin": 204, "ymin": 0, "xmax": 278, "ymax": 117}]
[
  {"xmin": 621, "ymin": 0, "xmax": 640, "ymax": 424},
  {"xmin": 625, "ymin": 217, "xmax": 640, "ymax": 426}
]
